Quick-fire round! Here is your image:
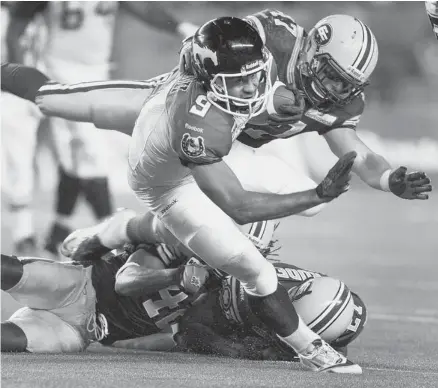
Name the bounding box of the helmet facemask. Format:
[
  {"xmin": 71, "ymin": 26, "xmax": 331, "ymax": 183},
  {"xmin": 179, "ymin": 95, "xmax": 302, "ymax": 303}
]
[
  {"xmin": 299, "ymin": 52, "xmax": 367, "ymax": 109},
  {"xmin": 207, "ymin": 51, "xmax": 273, "ymax": 119}
]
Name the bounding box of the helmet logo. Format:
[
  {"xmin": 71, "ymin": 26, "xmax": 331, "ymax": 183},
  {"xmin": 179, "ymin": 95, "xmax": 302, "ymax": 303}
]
[
  {"xmin": 315, "ymin": 24, "xmax": 333, "ymax": 46},
  {"xmin": 181, "ymin": 133, "xmax": 206, "ymax": 158},
  {"xmin": 241, "ymin": 60, "xmax": 262, "ymax": 73},
  {"xmin": 288, "ymin": 278, "xmax": 314, "ymax": 302}
]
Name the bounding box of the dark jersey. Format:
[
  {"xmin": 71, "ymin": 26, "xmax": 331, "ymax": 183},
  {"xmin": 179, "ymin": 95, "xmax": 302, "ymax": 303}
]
[
  {"xmin": 240, "ymin": 9, "xmax": 365, "ymax": 148},
  {"xmin": 89, "ymin": 248, "xmax": 189, "ymax": 345}
]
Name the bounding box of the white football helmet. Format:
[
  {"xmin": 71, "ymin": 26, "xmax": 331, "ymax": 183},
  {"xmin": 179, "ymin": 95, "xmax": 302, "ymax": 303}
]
[
  {"xmin": 290, "ymin": 277, "xmax": 355, "ymax": 342},
  {"xmin": 299, "ymin": 14, "xmax": 378, "ymax": 108},
  {"xmin": 237, "ymin": 220, "xmax": 279, "ymax": 258}
]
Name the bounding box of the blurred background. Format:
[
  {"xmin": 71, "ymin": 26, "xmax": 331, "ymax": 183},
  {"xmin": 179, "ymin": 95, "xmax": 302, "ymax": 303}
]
[{"xmin": 1, "ymin": 2, "xmax": 437, "ymax": 323}]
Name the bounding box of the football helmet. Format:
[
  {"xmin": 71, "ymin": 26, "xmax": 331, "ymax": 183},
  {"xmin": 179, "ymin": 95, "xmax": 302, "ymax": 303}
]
[
  {"xmin": 191, "ymin": 17, "xmax": 273, "ymax": 118},
  {"xmin": 237, "ymin": 220, "xmax": 278, "ymax": 257},
  {"xmin": 289, "ymin": 277, "xmax": 355, "ymax": 342},
  {"xmin": 298, "ymin": 14, "xmax": 378, "ymax": 108}
]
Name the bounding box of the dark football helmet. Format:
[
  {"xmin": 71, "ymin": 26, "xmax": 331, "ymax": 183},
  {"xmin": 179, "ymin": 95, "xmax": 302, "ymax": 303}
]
[{"xmin": 191, "ymin": 16, "xmax": 273, "ymax": 118}]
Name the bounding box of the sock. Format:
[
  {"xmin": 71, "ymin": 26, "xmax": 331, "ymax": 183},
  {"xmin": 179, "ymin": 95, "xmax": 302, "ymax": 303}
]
[
  {"xmin": 247, "ymin": 284, "xmax": 299, "ymax": 337},
  {"xmin": 1, "ymin": 254, "xmax": 23, "ymax": 290},
  {"xmin": 56, "ymin": 167, "xmax": 81, "ymax": 216},
  {"xmin": 277, "ymin": 315, "xmax": 320, "ymax": 354},
  {"xmin": 81, "ymin": 177, "xmax": 113, "ymax": 220},
  {"xmin": 1, "ymin": 63, "xmax": 49, "ymax": 102}
]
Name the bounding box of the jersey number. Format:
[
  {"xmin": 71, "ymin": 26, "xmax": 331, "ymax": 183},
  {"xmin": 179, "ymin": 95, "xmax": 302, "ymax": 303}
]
[
  {"xmin": 189, "ymin": 95, "xmax": 212, "ymax": 118},
  {"xmin": 142, "ymin": 286, "xmax": 189, "ymax": 330},
  {"xmin": 347, "ymin": 304, "xmax": 363, "ymax": 333},
  {"xmin": 61, "ymin": 2, "xmax": 116, "ymax": 30}
]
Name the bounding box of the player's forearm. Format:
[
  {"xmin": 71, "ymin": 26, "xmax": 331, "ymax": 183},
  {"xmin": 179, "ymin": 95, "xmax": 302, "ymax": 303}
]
[
  {"xmin": 227, "ymin": 189, "xmax": 326, "ymax": 225},
  {"xmin": 115, "ymin": 266, "xmax": 181, "ymax": 297},
  {"xmin": 353, "ymin": 152, "xmax": 392, "ymax": 190}
]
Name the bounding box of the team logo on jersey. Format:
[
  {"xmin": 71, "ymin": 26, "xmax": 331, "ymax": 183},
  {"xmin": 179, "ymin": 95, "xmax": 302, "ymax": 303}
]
[
  {"xmin": 315, "ymin": 24, "xmax": 333, "ymax": 46},
  {"xmin": 181, "ymin": 133, "xmax": 206, "ymax": 158},
  {"xmin": 288, "ymin": 278, "xmax": 314, "ymax": 302}
]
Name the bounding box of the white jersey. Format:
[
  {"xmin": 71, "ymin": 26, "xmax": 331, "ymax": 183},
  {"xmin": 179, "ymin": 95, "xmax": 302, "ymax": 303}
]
[{"xmin": 42, "ymin": 1, "xmax": 117, "ymax": 68}]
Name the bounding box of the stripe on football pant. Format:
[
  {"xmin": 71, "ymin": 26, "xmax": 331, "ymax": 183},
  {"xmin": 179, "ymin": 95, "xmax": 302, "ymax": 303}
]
[{"xmin": 38, "ymin": 73, "xmax": 172, "ymax": 96}]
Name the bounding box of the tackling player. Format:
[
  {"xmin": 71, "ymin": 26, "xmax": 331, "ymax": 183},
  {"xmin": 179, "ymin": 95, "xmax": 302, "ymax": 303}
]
[
  {"xmin": 1, "ymin": 243, "xmax": 209, "ymax": 353},
  {"xmin": 3, "ymin": 1, "xmax": 198, "ymax": 257},
  {"xmin": 1, "ymin": 17, "xmax": 361, "ymax": 373},
  {"xmin": 1, "ymin": 220, "xmax": 367, "ymax": 362}
]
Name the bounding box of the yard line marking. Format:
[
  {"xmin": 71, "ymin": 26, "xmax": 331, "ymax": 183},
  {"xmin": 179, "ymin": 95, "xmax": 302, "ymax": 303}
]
[
  {"xmin": 370, "ymin": 313, "xmax": 438, "ymax": 324},
  {"xmin": 366, "ymin": 367, "xmax": 438, "ymax": 375}
]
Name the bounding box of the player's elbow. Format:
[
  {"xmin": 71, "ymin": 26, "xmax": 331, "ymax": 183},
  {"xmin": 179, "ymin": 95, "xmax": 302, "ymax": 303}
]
[{"xmin": 114, "ymin": 269, "xmax": 136, "ymax": 296}]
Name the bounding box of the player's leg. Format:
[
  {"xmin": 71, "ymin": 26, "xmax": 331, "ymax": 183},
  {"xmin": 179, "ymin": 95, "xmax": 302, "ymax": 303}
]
[
  {"xmin": 3, "ymin": 307, "xmax": 87, "ymax": 353},
  {"xmin": 1, "ymin": 254, "xmax": 88, "ymax": 310},
  {"xmin": 0, "ymin": 92, "xmax": 41, "ymax": 254},
  {"xmin": 143, "ymin": 183, "xmax": 360, "ymax": 373}
]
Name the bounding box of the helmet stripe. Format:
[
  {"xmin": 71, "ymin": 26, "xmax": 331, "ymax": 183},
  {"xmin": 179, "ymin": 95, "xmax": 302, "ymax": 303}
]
[
  {"xmin": 308, "ymin": 281, "xmax": 351, "ymax": 334},
  {"xmin": 352, "ymin": 19, "xmax": 367, "ymax": 70},
  {"xmin": 355, "ymin": 21, "xmax": 373, "ymax": 73},
  {"xmin": 317, "ymin": 291, "xmax": 352, "ymax": 336},
  {"xmin": 361, "ymin": 25, "xmax": 377, "ymax": 73}
]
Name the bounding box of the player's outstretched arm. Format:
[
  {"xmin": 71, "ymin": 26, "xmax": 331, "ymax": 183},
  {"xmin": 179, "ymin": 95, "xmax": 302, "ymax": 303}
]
[
  {"xmin": 324, "ymin": 127, "xmax": 432, "ymax": 200},
  {"xmin": 190, "ymin": 152, "xmax": 356, "ymax": 225}
]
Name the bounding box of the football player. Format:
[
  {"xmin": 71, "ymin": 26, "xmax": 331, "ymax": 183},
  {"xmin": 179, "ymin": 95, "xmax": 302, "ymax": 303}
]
[
  {"xmin": 2, "ymin": 11, "xmax": 431, "ymax": 209},
  {"xmin": 1, "ymin": 243, "xmax": 209, "ymax": 353},
  {"xmin": 63, "ymin": 217, "xmax": 367, "ymax": 360},
  {"xmin": 3, "ymin": 1, "xmax": 198, "ymax": 257},
  {"xmin": 1, "ymin": 17, "xmax": 361, "ymax": 373}
]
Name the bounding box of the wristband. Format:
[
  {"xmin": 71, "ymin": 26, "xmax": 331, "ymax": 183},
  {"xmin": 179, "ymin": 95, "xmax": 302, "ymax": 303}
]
[{"xmin": 379, "ymin": 169, "xmax": 392, "ymax": 192}]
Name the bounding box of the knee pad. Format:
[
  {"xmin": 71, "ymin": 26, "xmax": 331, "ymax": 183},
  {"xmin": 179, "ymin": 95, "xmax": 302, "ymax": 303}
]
[
  {"xmin": 241, "ymin": 259, "xmax": 278, "ymax": 297},
  {"xmin": 187, "ymin": 225, "xmax": 269, "ymax": 283}
]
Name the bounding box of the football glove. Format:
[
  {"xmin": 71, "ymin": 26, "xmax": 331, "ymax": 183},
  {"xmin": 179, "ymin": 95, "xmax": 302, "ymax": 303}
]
[
  {"xmin": 179, "ymin": 259, "xmax": 210, "ymax": 294},
  {"xmin": 316, "ymin": 151, "xmax": 357, "ymax": 200},
  {"xmin": 388, "ymin": 167, "xmax": 432, "ymax": 200},
  {"xmin": 268, "ymin": 85, "xmax": 306, "ymax": 125}
]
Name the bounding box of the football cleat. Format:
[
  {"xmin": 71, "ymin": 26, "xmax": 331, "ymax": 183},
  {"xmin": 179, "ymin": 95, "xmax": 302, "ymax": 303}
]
[
  {"xmin": 60, "ymin": 208, "xmax": 136, "ymax": 258},
  {"xmin": 298, "ymin": 339, "xmax": 362, "ymax": 374}
]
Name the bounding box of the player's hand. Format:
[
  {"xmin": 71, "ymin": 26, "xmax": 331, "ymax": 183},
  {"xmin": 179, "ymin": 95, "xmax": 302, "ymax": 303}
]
[
  {"xmin": 178, "ymin": 37, "xmax": 194, "ymax": 74},
  {"xmin": 179, "ymin": 260, "xmax": 210, "ymax": 294},
  {"xmin": 389, "ymin": 167, "xmax": 432, "ymax": 200},
  {"xmin": 316, "ymin": 151, "xmax": 357, "ymax": 201},
  {"xmin": 268, "ymin": 85, "xmax": 306, "ymax": 124}
]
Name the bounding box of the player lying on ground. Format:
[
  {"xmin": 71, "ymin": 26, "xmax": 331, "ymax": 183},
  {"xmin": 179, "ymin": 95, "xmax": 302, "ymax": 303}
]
[
  {"xmin": 1, "ymin": 10, "xmax": 432, "ymax": 204},
  {"xmin": 1, "ymin": 220, "xmax": 366, "ymax": 361},
  {"xmin": 61, "ymin": 213, "xmax": 367, "ymax": 360},
  {"xmin": 1, "ymin": 15, "xmax": 368, "ymax": 374}
]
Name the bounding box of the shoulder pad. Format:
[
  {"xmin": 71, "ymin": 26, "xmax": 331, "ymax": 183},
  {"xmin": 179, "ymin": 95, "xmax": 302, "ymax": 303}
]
[{"xmin": 169, "ymin": 80, "xmax": 235, "ymax": 166}]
